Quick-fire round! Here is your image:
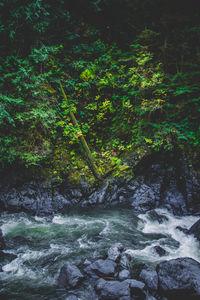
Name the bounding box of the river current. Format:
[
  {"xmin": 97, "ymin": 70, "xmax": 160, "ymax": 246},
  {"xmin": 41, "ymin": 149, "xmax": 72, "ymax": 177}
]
[{"xmin": 0, "ymin": 207, "xmax": 199, "ymax": 299}]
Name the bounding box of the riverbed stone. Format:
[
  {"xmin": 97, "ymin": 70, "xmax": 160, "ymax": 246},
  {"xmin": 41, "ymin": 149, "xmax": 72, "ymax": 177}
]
[
  {"xmin": 140, "ymin": 267, "xmax": 158, "ymax": 291},
  {"xmin": 95, "ymin": 278, "xmax": 130, "ymax": 299},
  {"xmin": 58, "ymin": 263, "xmax": 84, "ymax": 289},
  {"xmin": 125, "ymin": 279, "xmax": 146, "ymax": 300},
  {"xmin": 65, "ymin": 295, "xmax": 80, "ymax": 300},
  {"xmin": 153, "ymin": 245, "xmax": 167, "ymax": 257},
  {"xmin": 119, "ymin": 252, "xmax": 132, "ymax": 269},
  {"xmin": 176, "ymin": 226, "xmax": 189, "ymax": 234},
  {"xmin": 188, "ymin": 218, "xmax": 200, "ymax": 242},
  {"xmin": 156, "ymin": 257, "xmax": 200, "ymax": 298},
  {"xmin": 84, "ymin": 259, "xmax": 116, "ymax": 278},
  {"xmin": 107, "ymin": 243, "xmax": 124, "ymax": 262},
  {"xmin": 0, "ymin": 229, "xmax": 5, "ymax": 250},
  {"xmin": 148, "ymin": 210, "xmax": 168, "ymax": 223},
  {"xmin": 118, "ymin": 269, "xmax": 130, "ymax": 281}
]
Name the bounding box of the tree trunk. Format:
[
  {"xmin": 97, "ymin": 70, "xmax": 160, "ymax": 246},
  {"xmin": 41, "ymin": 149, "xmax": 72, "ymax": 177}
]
[{"xmin": 59, "ymin": 82, "xmax": 102, "ymax": 180}]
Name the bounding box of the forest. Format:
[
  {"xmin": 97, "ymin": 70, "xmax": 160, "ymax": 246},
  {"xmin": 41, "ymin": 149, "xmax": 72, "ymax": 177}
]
[
  {"xmin": 1, "ymin": 2, "xmax": 200, "ymax": 299},
  {"xmin": 1, "ymin": 0, "xmax": 200, "ymax": 183}
]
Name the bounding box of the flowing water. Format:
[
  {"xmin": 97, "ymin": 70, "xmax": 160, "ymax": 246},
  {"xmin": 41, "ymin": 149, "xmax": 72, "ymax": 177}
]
[{"xmin": 0, "ymin": 207, "xmax": 199, "ymax": 299}]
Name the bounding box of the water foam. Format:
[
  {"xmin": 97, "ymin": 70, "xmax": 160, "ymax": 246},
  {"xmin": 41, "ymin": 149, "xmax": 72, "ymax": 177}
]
[{"xmin": 126, "ymin": 209, "xmax": 200, "ymax": 263}]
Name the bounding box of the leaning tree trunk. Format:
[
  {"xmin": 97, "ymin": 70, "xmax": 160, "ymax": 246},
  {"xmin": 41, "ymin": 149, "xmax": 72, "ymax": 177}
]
[{"xmin": 59, "ymin": 82, "xmax": 102, "ymax": 180}]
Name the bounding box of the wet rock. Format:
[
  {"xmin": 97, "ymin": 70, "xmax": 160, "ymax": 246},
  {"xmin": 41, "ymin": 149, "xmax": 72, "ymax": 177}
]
[
  {"xmin": 119, "ymin": 252, "xmax": 132, "ymax": 269},
  {"xmin": 87, "ymin": 182, "xmax": 108, "ymax": 205},
  {"xmin": 160, "ymin": 237, "xmax": 180, "ymax": 249},
  {"xmin": 0, "ymin": 264, "xmax": 3, "ymax": 272},
  {"xmin": 125, "ymin": 279, "xmax": 146, "ymax": 300},
  {"xmin": 0, "ymin": 229, "xmax": 5, "ymax": 250},
  {"xmin": 58, "ymin": 263, "xmax": 84, "ymax": 289},
  {"xmin": 131, "ymin": 184, "xmax": 157, "ymax": 213},
  {"xmin": 84, "ymin": 259, "xmax": 116, "ymax": 278},
  {"xmin": 156, "ymin": 257, "xmax": 200, "ymax": 299},
  {"xmin": 83, "ymin": 259, "xmax": 91, "ymax": 267},
  {"xmin": 153, "ymin": 245, "xmax": 167, "ymax": 257},
  {"xmin": 118, "ymin": 269, "xmax": 130, "ymax": 281},
  {"xmin": 161, "ymin": 187, "xmax": 187, "ymax": 216},
  {"xmin": 95, "ymin": 278, "xmax": 130, "ymax": 299},
  {"xmin": 0, "ymin": 251, "xmax": 17, "ymax": 266},
  {"xmin": 188, "ymin": 219, "xmax": 200, "ymax": 242},
  {"xmin": 140, "ymin": 266, "xmax": 158, "ymax": 291},
  {"xmin": 145, "ymin": 296, "xmax": 157, "ymax": 300},
  {"xmin": 107, "ymin": 243, "xmax": 124, "ymax": 262},
  {"xmin": 91, "ymin": 234, "xmax": 104, "ymax": 242},
  {"xmin": 176, "ymin": 226, "xmax": 189, "ymax": 234},
  {"xmin": 148, "ymin": 210, "xmax": 168, "ymax": 223},
  {"xmin": 65, "ymin": 295, "xmax": 80, "ymax": 300}
]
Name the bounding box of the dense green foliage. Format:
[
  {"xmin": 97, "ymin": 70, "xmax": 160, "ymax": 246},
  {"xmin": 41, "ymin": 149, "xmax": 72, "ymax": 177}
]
[{"xmin": 1, "ymin": 0, "xmax": 200, "ymax": 182}]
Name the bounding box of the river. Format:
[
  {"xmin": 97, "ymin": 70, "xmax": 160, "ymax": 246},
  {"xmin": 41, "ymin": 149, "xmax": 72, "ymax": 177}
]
[{"xmin": 0, "ymin": 207, "xmax": 199, "ymax": 299}]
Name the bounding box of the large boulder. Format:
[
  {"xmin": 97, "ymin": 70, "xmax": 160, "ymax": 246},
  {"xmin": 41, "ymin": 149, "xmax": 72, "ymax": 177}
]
[
  {"xmin": 188, "ymin": 219, "xmax": 200, "ymax": 242},
  {"xmin": 132, "ymin": 151, "xmax": 200, "ymax": 215},
  {"xmin": 84, "ymin": 259, "xmax": 116, "ymax": 278},
  {"xmin": 156, "ymin": 257, "xmax": 200, "ymax": 299},
  {"xmin": 95, "ymin": 279, "xmax": 130, "ymax": 300},
  {"xmin": 58, "ymin": 263, "xmax": 84, "ymax": 289},
  {"xmin": 131, "ymin": 184, "xmax": 156, "ymax": 213},
  {"xmin": 140, "ymin": 266, "xmax": 158, "ymax": 291},
  {"xmin": 125, "ymin": 279, "xmax": 147, "ymax": 300}
]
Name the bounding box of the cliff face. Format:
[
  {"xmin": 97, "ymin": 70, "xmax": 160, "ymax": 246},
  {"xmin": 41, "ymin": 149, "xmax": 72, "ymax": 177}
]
[{"xmin": 0, "ymin": 151, "xmax": 200, "ymax": 216}]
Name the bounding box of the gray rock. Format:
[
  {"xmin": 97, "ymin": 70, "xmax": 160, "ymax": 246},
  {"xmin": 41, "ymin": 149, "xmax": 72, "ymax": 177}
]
[
  {"xmin": 176, "ymin": 226, "xmax": 189, "ymax": 234},
  {"xmin": 156, "ymin": 257, "xmax": 200, "ymax": 298},
  {"xmin": 119, "ymin": 252, "xmax": 132, "ymax": 269},
  {"xmin": 107, "ymin": 243, "xmax": 124, "ymax": 262},
  {"xmin": 131, "ymin": 184, "xmax": 156, "ymax": 213},
  {"xmin": 58, "ymin": 263, "xmax": 84, "ymax": 289},
  {"xmin": 65, "ymin": 296, "xmax": 79, "ymax": 300},
  {"xmin": 84, "ymin": 259, "xmax": 116, "ymax": 278},
  {"xmin": 145, "ymin": 296, "xmax": 157, "ymax": 300},
  {"xmin": 140, "ymin": 267, "xmax": 158, "ymax": 291},
  {"xmin": 95, "ymin": 278, "xmax": 130, "ymax": 299},
  {"xmin": 125, "ymin": 279, "xmax": 146, "ymax": 300},
  {"xmin": 188, "ymin": 219, "xmax": 200, "ymax": 242},
  {"xmin": 153, "ymin": 245, "xmax": 167, "ymax": 257},
  {"xmin": 119, "ymin": 269, "xmax": 130, "ymax": 281},
  {"xmin": 148, "ymin": 210, "xmax": 168, "ymax": 223}
]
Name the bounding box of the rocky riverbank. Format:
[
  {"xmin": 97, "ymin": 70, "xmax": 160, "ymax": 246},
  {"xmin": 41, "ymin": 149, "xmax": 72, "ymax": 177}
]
[{"xmin": 0, "ymin": 151, "xmax": 200, "ymax": 216}]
